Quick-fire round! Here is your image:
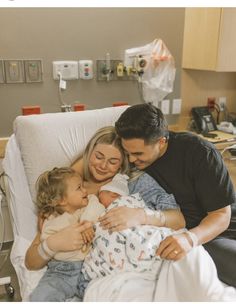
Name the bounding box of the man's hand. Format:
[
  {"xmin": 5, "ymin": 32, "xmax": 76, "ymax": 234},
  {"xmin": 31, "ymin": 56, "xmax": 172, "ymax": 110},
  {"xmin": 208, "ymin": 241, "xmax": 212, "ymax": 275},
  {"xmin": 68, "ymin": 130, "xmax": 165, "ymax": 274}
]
[
  {"xmin": 99, "ymin": 206, "xmax": 145, "ymax": 232},
  {"xmin": 156, "ymin": 232, "xmax": 193, "ymax": 261}
]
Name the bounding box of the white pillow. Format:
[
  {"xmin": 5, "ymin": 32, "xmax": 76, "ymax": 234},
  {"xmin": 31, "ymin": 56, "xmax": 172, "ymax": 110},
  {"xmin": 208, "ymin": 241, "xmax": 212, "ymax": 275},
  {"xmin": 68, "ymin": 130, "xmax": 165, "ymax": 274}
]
[{"xmin": 14, "ymin": 106, "xmax": 128, "ymax": 200}]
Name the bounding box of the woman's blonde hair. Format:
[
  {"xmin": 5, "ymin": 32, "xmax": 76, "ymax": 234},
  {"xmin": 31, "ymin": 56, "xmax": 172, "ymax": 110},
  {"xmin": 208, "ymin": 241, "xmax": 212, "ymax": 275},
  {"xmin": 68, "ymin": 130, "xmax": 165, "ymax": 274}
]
[
  {"xmin": 82, "ymin": 126, "xmax": 130, "ymax": 181},
  {"xmin": 36, "ymin": 167, "xmax": 80, "ymax": 217}
]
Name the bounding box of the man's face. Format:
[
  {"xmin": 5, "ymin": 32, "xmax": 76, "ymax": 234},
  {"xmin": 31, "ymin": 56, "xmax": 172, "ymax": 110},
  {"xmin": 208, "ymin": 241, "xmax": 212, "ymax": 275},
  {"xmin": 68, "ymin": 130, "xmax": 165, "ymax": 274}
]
[{"xmin": 121, "ymin": 138, "xmax": 166, "ymax": 170}]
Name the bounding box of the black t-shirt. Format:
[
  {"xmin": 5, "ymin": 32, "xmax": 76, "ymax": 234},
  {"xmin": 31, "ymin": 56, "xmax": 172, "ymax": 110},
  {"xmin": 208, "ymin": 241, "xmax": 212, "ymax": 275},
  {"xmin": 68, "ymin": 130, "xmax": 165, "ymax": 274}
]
[{"xmin": 145, "ymin": 131, "xmax": 236, "ymax": 228}]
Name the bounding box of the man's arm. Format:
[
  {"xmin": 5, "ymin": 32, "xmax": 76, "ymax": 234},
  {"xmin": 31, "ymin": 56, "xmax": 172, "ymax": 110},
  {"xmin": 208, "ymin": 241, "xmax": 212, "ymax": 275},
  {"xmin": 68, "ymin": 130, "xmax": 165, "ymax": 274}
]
[
  {"xmin": 190, "ymin": 205, "xmax": 231, "ymax": 245},
  {"xmin": 156, "ymin": 205, "xmax": 231, "ymax": 261}
]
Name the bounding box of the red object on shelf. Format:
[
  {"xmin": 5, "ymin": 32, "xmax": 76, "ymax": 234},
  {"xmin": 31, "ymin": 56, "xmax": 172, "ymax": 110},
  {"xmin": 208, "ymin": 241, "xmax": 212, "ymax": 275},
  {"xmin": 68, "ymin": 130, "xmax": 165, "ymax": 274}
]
[
  {"xmin": 74, "ymin": 103, "xmax": 85, "ymax": 111},
  {"xmin": 22, "ymin": 106, "xmax": 41, "ymax": 115},
  {"xmin": 112, "ymin": 102, "xmax": 128, "ymax": 107}
]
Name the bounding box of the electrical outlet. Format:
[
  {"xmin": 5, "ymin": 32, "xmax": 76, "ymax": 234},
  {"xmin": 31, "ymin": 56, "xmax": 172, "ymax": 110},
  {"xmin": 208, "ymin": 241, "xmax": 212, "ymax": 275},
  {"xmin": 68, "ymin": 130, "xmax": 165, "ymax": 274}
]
[
  {"xmin": 172, "ymin": 98, "xmax": 182, "ymax": 114},
  {"xmin": 218, "ymin": 97, "xmax": 227, "ymax": 111}
]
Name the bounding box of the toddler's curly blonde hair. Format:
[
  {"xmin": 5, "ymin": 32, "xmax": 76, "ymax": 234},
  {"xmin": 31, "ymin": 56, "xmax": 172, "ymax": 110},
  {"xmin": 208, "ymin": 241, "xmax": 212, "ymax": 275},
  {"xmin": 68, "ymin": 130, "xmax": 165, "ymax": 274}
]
[{"xmin": 36, "ymin": 167, "xmax": 80, "ymax": 218}]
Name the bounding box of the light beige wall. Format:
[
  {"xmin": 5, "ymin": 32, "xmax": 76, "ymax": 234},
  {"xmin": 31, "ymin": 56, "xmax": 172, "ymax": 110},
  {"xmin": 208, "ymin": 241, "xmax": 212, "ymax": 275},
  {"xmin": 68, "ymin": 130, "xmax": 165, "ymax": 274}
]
[
  {"xmin": 181, "ymin": 69, "xmax": 236, "ymax": 126},
  {"xmin": 0, "ymin": 8, "xmax": 185, "ymax": 136}
]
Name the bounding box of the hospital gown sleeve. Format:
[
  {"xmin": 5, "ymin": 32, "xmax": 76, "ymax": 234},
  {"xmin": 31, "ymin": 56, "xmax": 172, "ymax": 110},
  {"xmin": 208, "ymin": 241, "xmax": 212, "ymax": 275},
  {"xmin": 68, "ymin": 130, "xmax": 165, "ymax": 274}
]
[{"xmin": 128, "ymin": 173, "xmax": 179, "ymax": 210}]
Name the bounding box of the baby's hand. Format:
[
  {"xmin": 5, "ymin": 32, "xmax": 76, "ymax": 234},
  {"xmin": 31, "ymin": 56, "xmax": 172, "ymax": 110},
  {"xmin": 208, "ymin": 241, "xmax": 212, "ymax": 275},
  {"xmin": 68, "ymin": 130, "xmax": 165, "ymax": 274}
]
[{"xmin": 80, "ymin": 221, "xmax": 95, "ymax": 244}]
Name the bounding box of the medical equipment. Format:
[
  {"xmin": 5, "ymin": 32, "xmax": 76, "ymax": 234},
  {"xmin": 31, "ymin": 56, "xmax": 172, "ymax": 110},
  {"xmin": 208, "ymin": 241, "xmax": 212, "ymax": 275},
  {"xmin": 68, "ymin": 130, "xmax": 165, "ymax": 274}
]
[
  {"xmin": 123, "ymin": 39, "xmax": 176, "ymax": 103},
  {"xmin": 53, "ymin": 61, "xmax": 79, "ymax": 112},
  {"xmin": 52, "ymin": 61, "xmax": 79, "ymax": 80},
  {"xmin": 105, "ymin": 53, "xmax": 111, "ymax": 81},
  {"xmin": 56, "ymin": 71, "xmax": 71, "ymax": 112}
]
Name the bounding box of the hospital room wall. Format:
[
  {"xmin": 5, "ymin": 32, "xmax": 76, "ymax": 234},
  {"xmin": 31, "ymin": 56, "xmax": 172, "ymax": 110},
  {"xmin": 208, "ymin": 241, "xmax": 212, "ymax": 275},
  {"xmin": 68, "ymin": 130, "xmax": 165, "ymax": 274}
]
[{"xmin": 0, "ymin": 8, "xmax": 185, "ymax": 137}]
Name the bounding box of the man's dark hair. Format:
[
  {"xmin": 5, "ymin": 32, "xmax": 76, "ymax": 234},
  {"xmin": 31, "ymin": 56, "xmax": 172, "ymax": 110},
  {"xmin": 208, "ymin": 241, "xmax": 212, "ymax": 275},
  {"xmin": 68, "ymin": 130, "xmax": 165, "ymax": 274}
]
[{"xmin": 115, "ymin": 103, "xmax": 169, "ymax": 144}]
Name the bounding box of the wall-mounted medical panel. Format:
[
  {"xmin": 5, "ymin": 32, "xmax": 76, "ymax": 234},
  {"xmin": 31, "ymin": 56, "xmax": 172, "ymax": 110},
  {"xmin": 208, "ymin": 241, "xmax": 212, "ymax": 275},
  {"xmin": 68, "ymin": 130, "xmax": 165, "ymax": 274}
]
[
  {"xmin": 24, "ymin": 59, "xmax": 43, "ymax": 83},
  {"xmin": 52, "ymin": 61, "xmax": 79, "ymax": 80},
  {"xmin": 0, "ymin": 60, "xmax": 5, "ymax": 83},
  {"xmin": 96, "ymin": 60, "xmax": 134, "ymax": 81},
  {"xmin": 4, "ymin": 60, "xmax": 25, "ymax": 83},
  {"xmin": 79, "ymin": 60, "xmax": 93, "ymax": 80}
]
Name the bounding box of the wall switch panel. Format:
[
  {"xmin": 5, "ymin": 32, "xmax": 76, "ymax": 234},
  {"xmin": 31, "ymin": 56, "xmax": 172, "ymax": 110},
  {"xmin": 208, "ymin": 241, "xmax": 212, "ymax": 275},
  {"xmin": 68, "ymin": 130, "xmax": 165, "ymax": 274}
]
[
  {"xmin": 79, "ymin": 60, "xmax": 93, "ymax": 79},
  {"xmin": 161, "ymin": 99, "xmax": 170, "ymax": 114},
  {"xmin": 53, "ymin": 61, "xmax": 79, "ymax": 80},
  {"xmin": 4, "ymin": 60, "xmax": 25, "ymax": 83},
  {"xmin": 0, "ymin": 60, "xmax": 5, "ymax": 83},
  {"xmin": 172, "ymin": 98, "xmax": 182, "ymax": 114},
  {"xmin": 24, "ymin": 59, "xmax": 43, "ymax": 83}
]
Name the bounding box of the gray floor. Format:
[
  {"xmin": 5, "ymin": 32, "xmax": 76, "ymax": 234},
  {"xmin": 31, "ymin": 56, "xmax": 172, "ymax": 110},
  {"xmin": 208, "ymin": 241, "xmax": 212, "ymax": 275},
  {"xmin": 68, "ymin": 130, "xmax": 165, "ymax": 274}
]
[{"xmin": 0, "ymin": 242, "xmax": 21, "ymax": 302}]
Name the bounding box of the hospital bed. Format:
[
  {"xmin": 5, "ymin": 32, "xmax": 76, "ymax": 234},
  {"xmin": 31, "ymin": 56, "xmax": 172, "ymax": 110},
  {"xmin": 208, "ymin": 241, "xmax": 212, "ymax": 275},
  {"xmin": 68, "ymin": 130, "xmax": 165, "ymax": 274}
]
[
  {"xmin": 1, "ymin": 106, "xmax": 128, "ymax": 300},
  {"xmin": 1, "ymin": 106, "xmax": 236, "ymax": 301}
]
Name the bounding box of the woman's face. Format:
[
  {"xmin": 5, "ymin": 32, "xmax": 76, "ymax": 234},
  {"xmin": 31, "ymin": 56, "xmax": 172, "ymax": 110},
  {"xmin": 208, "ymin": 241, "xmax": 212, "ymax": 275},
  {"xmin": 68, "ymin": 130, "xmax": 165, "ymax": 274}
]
[{"xmin": 89, "ymin": 143, "xmax": 123, "ymax": 182}]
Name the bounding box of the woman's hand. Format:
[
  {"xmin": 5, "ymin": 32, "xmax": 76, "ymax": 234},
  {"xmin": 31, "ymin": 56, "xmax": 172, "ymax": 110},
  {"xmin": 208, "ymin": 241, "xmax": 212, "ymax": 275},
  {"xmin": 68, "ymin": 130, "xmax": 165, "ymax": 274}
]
[
  {"xmin": 99, "ymin": 206, "xmax": 145, "ymax": 232},
  {"xmin": 47, "ymin": 221, "xmax": 93, "ymax": 252}
]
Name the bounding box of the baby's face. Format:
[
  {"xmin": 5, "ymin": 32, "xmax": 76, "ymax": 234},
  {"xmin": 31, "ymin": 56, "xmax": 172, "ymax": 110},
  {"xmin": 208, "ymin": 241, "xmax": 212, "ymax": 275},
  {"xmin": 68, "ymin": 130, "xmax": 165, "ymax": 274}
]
[{"xmin": 98, "ymin": 191, "xmax": 120, "ymax": 208}]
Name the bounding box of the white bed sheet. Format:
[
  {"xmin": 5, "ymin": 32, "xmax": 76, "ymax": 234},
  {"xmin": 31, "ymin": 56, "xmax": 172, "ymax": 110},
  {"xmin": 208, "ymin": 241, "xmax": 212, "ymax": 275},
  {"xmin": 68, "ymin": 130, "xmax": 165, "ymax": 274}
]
[
  {"xmin": 3, "ymin": 135, "xmax": 46, "ymax": 301},
  {"xmin": 84, "ymin": 246, "xmax": 236, "ymax": 302},
  {"xmin": 2, "ymin": 106, "xmax": 129, "ymax": 301}
]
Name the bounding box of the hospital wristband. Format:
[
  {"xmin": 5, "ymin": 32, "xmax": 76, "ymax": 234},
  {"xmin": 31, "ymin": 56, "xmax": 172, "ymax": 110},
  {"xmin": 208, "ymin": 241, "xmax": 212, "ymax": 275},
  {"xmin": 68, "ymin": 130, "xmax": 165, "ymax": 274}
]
[
  {"xmin": 144, "ymin": 208, "xmax": 166, "ymax": 227},
  {"xmin": 185, "ymin": 230, "xmax": 198, "ymax": 248},
  {"xmin": 158, "ymin": 210, "xmax": 166, "ymax": 227},
  {"xmin": 38, "ymin": 240, "xmax": 56, "ymax": 261}
]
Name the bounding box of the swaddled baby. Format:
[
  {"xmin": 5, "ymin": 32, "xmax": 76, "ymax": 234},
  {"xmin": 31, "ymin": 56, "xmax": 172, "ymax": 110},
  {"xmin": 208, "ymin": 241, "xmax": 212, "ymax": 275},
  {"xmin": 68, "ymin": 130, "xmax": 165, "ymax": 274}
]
[{"xmin": 82, "ymin": 173, "xmax": 180, "ymax": 281}]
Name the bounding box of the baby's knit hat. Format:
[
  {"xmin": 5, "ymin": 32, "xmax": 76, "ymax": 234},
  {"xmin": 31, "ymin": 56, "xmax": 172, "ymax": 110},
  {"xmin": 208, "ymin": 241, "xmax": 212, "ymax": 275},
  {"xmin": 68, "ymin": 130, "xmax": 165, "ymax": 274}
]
[{"xmin": 100, "ymin": 173, "xmax": 129, "ymax": 196}]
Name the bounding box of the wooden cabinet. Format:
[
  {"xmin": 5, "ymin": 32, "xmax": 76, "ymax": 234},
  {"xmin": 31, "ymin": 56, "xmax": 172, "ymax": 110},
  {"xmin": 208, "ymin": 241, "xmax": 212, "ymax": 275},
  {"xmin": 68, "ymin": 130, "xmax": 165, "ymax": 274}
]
[{"xmin": 182, "ymin": 8, "xmax": 236, "ymax": 71}]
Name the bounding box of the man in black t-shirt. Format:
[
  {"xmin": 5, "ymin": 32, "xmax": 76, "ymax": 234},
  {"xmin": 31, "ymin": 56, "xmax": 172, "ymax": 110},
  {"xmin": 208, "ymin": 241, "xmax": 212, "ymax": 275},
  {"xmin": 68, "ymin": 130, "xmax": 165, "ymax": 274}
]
[{"xmin": 115, "ymin": 103, "xmax": 236, "ymax": 287}]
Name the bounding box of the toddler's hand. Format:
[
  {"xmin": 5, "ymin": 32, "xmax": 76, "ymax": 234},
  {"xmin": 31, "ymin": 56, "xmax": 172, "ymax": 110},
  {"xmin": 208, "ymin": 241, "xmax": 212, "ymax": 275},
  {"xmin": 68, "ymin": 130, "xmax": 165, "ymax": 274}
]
[{"xmin": 80, "ymin": 221, "xmax": 95, "ymax": 244}]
